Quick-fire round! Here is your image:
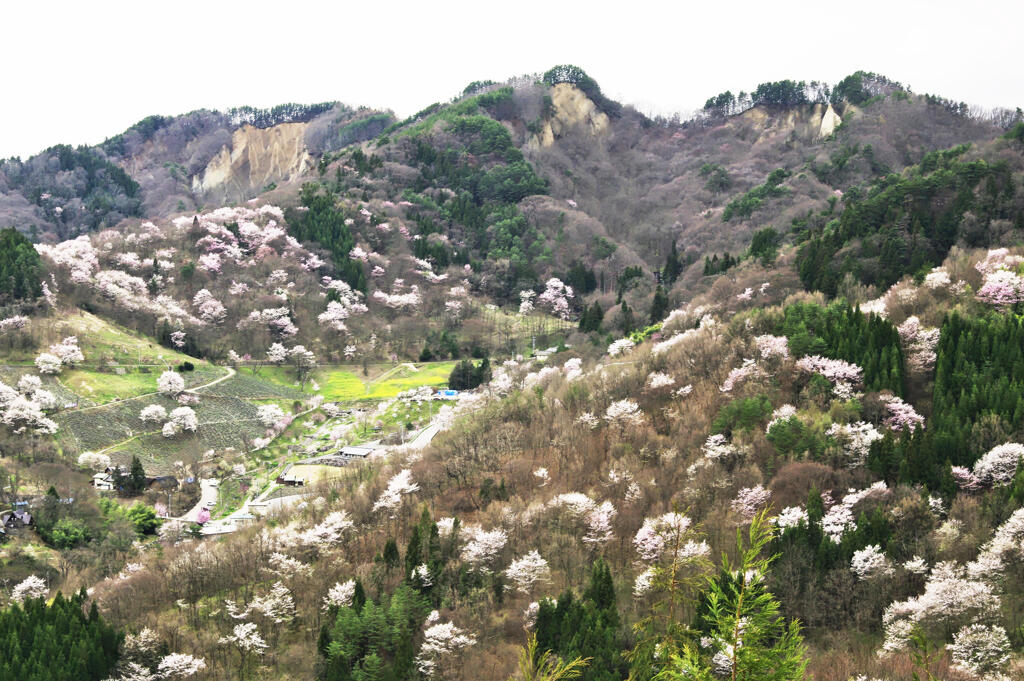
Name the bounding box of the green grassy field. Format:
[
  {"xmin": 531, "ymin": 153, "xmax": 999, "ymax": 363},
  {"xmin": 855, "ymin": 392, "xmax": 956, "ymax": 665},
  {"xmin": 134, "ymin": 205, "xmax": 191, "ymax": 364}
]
[
  {"xmin": 317, "ymin": 369, "xmax": 367, "ymax": 400},
  {"xmin": 62, "ymin": 368, "xmax": 157, "ymax": 403},
  {"xmin": 314, "ymin": 362, "xmax": 455, "ymax": 401},
  {"xmin": 366, "ymin": 362, "xmax": 454, "ymax": 399},
  {"xmin": 9, "ymin": 310, "xmax": 203, "ymax": 366}
]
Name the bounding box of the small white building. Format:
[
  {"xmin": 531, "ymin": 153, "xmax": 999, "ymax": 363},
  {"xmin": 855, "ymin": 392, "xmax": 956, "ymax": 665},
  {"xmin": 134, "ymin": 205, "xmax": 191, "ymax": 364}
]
[{"xmin": 93, "ymin": 472, "xmax": 116, "ymax": 491}]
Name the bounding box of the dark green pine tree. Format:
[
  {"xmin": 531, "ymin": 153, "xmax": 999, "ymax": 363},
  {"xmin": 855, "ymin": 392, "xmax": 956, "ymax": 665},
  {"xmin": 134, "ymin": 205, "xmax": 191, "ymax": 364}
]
[
  {"xmin": 662, "ymin": 241, "xmax": 683, "ymax": 284},
  {"xmin": 404, "ymin": 526, "xmax": 422, "ymax": 578},
  {"xmin": 579, "ymin": 302, "xmax": 603, "ymax": 333},
  {"xmin": 127, "ymin": 455, "xmax": 147, "ymax": 495},
  {"xmin": 649, "ymin": 285, "xmax": 670, "ymax": 324},
  {"xmin": 382, "ymin": 537, "xmax": 400, "ymax": 571},
  {"xmin": 618, "ymin": 301, "xmax": 636, "ymax": 334}
]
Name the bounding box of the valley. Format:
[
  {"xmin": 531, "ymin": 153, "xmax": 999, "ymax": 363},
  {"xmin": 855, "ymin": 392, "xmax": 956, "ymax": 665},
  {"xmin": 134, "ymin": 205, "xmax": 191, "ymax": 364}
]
[{"xmin": 0, "ymin": 64, "xmax": 1023, "ymax": 681}]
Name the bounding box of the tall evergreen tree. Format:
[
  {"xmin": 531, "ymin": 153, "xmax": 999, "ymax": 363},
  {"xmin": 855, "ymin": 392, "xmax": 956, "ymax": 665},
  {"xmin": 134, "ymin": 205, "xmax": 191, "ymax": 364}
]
[
  {"xmin": 662, "ymin": 242, "xmax": 683, "ymax": 285},
  {"xmin": 649, "ymin": 285, "xmax": 670, "ymax": 324},
  {"xmin": 661, "ymin": 512, "xmax": 807, "ymax": 681}
]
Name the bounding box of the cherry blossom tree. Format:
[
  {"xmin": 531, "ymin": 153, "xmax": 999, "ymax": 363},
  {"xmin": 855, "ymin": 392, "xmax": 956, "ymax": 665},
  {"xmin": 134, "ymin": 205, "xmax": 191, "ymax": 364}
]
[
  {"xmin": 536, "ymin": 278, "xmax": 574, "ymax": 320},
  {"xmin": 50, "ymin": 336, "xmax": 84, "ymax": 366},
  {"xmin": 11, "ymin": 575, "xmax": 47, "ymax": 603},
  {"xmin": 646, "ymin": 371, "xmax": 676, "ymax": 391},
  {"xmin": 266, "ymin": 343, "xmax": 287, "ymax": 365},
  {"xmin": 826, "ymin": 421, "xmax": 883, "ymax": 468},
  {"xmin": 371, "ymin": 469, "xmax": 420, "ymax": 515},
  {"xmin": 287, "ymin": 345, "xmax": 316, "ymax": 384},
  {"xmin": 504, "ymin": 550, "xmax": 551, "ymax": 593},
  {"xmin": 583, "ymin": 500, "xmax": 617, "ymax": 544},
  {"xmin": 78, "ymin": 451, "xmax": 111, "ymax": 470},
  {"xmin": 323, "ymin": 580, "xmax": 356, "ymax": 610},
  {"xmin": 850, "ymin": 544, "xmax": 894, "ymax": 580},
  {"xmin": 604, "ymin": 399, "xmax": 644, "ymax": 428},
  {"xmin": 157, "ymin": 371, "xmax": 185, "ymax": 397},
  {"xmin": 140, "ymin": 404, "xmax": 168, "ymax": 423},
  {"xmin": 518, "ymin": 290, "xmax": 536, "ymax": 315},
  {"xmin": 976, "ymin": 268, "xmax": 1024, "ymax": 308},
  {"xmin": 460, "ymin": 527, "xmax": 508, "ymax": 570},
  {"xmin": 607, "ymin": 338, "xmax": 634, "ymax": 357},
  {"xmin": 192, "ymin": 289, "xmax": 226, "ymax": 324},
  {"xmin": 775, "ymin": 506, "xmax": 808, "ymax": 530},
  {"xmin": 720, "ymin": 358, "xmax": 761, "ymax": 392},
  {"xmin": 754, "ymin": 334, "xmax": 789, "ymax": 360},
  {"xmin": 879, "ymin": 562, "xmax": 999, "ymax": 656},
  {"xmin": 795, "ymin": 355, "xmax": 862, "ymax": 397},
  {"xmin": 0, "ymin": 315, "xmax": 28, "ymax": 334},
  {"xmin": 879, "ymin": 395, "xmax": 925, "ymax": 432},
  {"xmin": 415, "ymin": 618, "xmax": 477, "ymax": 678},
  {"xmin": 947, "ymin": 624, "xmax": 1011, "ymax": 681},
  {"xmin": 972, "ymin": 443, "xmax": 1024, "ymax": 486},
  {"xmin": 156, "ymin": 653, "xmax": 207, "ymax": 679},
  {"xmin": 1, "ymin": 395, "xmax": 58, "ymax": 435},
  {"xmin": 34, "ymin": 352, "xmax": 62, "ymax": 375},
  {"xmin": 162, "ymin": 407, "xmax": 198, "ymax": 438},
  {"xmin": 731, "ymin": 485, "xmax": 772, "ymax": 520},
  {"xmin": 257, "ymin": 404, "xmax": 286, "ymax": 428},
  {"xmin": 219, "ymin": 622, "xmax": 267, "ymax": 679}
]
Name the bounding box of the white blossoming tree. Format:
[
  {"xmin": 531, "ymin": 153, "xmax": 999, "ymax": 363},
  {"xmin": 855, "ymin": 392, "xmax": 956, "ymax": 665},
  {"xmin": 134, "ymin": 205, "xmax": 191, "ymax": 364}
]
[
  {"xmin": 11, "ymin": 575, "xmax": 47, "ymax": 603},
  {"xmin": 219, "ymin": 622, "xmax": 267, "ymax": 679},
  {"xmin": 504, "ymin": 550, "xmax": 551, "ymax": 593},
  {"xmin": 157, "ymin": 370, "xmax": 185, "ymax": 397},
  {"xmin": 414, "ymin": 617, "xmax": 477, "ymax": 679}
]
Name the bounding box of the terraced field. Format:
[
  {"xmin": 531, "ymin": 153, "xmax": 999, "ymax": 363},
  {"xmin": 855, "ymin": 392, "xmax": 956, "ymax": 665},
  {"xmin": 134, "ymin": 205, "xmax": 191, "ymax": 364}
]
[
  {"xmin": 196, "ymin": 370, "xmax": 305, "ymax": 400},
  {"xmin": 50, "ymin": 360, "xmax": 452, "ymax": 476},
  {"xmin": 0, "ymin": 367, "xmax": 80, "ymax": 406},
  {"xmin": 103, "ymin": 396, "xmax": 263, "ymax": 473}
]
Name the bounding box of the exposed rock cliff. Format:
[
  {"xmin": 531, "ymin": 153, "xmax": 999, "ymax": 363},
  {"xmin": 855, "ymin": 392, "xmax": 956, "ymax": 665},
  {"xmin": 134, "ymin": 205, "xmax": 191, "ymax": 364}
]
[
  {"xmin": 527, "ymin": 83, "xmax": 610, "ymax": 149},
  {"xmin": 192, "ymin": 123, "xmax": 311, "ymax": 204}
]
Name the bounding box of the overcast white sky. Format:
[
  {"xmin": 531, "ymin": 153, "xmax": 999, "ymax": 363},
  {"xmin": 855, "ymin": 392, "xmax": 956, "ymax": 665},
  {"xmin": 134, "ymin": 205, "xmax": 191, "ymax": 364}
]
[{"xmin": 3, "ymin": 0, "xmax": 1022, "ymax": 160}]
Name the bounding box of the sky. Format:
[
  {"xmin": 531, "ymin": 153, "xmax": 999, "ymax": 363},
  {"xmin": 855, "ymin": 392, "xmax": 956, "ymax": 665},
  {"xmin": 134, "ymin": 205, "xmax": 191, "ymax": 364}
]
[{"xmin": 3, "ymin": 0, "xmax": 1023, "ymax": 160}]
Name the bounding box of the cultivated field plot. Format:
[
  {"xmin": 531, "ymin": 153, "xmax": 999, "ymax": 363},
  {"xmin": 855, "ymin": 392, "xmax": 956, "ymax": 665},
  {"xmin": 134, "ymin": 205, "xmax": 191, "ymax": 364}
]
[
  {"xmin": 55, "ymin": 393, "xmax": 261, "ymax": 459},
  {"xmin": 316, "ymin": 368, "xmax": 366, "ymax": 401},
  {"xmin": 366, "ymin": 362, "xmax": 454, "ymax": 399},
  {"xmin": 314, "ymin": 362, "xmax": 455, "ymax": 402},
  {"xmin": 286, "ymin": 464, "xmax": 349, "ymax": 483},
  {"xmin": 0, "ymin": 366, "xmax": 81, "ymax": 407},
  {"xmin": 55, "ymin": 395, "xmax": 159, "ymax": 453},
  {"xmin": 182, "ymin": 366, "xmax": 227, "ymax": 390},
  {"xmin": 103, "ymin": 396, "xmax": 263, "ymax": 472},
  {"xmin": 61, "ymin": 368, "xmax": 157, "ymax": 404},
  {"xmin": 196, "ymin": 370, "xmax": 305, "ymax": 400}
]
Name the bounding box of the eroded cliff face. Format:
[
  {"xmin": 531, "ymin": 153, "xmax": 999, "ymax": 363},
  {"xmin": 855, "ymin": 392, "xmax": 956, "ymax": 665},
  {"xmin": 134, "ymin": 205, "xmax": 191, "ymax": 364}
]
[
  {"xmin": 527, "ymin": 83, "xmax": 610, "ymax": 149},
  {"xmin": 192, "ymin": 123, "xmax": 311, "ymax": 204},
  {"xmin": 737, "ymin": 102, "xmax": 843, "ymax": 143}
]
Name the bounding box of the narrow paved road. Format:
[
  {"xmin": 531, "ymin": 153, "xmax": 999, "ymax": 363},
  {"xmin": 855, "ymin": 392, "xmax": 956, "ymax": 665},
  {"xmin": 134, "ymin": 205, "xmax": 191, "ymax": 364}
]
[{"xmin": 171, "ymin": 478, "xmax": 219, "ymax": 522}]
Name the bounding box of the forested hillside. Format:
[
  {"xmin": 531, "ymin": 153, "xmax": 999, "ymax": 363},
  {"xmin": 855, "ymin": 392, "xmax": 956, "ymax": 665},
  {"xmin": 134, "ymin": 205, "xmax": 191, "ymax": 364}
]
[{"xmin": 1, "ymin": 66, "xmax": 1023, "ymax": 681}]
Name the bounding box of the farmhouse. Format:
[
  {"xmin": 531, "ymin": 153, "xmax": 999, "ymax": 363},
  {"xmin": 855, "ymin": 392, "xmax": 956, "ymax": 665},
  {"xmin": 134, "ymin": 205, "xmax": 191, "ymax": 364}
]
[
  {"xmin": 275, "ymin": 464, "xmax": 306, "ymax": 486},
  {"xmin": 339, "ymin": 444, "xmax": 379, "ymax": 459},
  {"xmin": 93, "ymin": 466, "xmax": 180, "ymax": 491}
]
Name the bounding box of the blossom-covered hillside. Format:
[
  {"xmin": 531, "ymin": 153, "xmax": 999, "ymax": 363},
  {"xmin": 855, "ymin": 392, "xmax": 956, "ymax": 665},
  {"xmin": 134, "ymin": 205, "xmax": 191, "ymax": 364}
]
[{"xmin": 2, "ymin": 66, "xmax": 1024, "ymax": 681}]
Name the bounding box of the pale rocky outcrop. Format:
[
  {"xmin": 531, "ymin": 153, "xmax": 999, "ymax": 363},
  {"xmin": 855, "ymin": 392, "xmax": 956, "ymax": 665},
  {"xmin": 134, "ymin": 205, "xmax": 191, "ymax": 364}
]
[
  {"xmin": 818, "ymin": 103, "xmax": 842, "ymax": 139},
  {"xmin": 527, "ymin": 83, "xmax": 609, "ymax": 149},
  {"xmin": 737, "ymin": 102, "xmax": 843, "ymax": 144},
  {"xmin": 192, "ymin": 123, "xmax": 311, "ymax": 204}
]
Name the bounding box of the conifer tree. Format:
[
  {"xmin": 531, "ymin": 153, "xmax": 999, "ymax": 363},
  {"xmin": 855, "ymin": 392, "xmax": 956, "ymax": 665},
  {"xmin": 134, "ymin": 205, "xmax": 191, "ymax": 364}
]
[{"xmin": 659, "ymin": 512, "xmax": 807, "ymax": 681}]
